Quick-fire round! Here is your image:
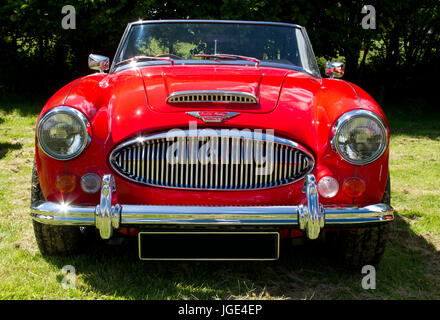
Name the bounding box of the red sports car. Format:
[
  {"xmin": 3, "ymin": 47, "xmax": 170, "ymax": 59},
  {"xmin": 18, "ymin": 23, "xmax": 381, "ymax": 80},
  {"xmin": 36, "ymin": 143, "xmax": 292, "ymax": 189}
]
[{"xmin": 31, "ymin": 20, "xmax": 393, "ymax": 266}]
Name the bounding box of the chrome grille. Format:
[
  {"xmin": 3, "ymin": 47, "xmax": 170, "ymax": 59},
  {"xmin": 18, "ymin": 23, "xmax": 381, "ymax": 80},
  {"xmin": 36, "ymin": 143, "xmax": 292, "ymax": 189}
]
[
  {"xmin": 167, "ymin": 91, "xmax": 258, "ymax": 104},
  {"xmin": 109, "ymin": 130, "xmax": 314, "ymax": 190}
]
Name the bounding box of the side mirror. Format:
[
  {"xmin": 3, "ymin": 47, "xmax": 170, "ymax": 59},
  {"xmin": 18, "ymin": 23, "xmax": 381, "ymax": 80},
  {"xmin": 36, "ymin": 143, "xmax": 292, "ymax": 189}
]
[
  {"xmin": 88, "ymin": 54, "xmax": 109, "ymax": 73},
  {"xmin": 325, "ymin": 61, "xmax": 345, "ymax": 78}
]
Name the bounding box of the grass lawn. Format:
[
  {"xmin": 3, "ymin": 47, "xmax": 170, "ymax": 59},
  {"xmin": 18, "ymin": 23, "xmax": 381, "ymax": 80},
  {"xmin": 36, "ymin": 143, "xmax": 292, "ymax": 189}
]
[{"xmin": 0, "ymin": 96, "xmax": 439, "ymax": 299}]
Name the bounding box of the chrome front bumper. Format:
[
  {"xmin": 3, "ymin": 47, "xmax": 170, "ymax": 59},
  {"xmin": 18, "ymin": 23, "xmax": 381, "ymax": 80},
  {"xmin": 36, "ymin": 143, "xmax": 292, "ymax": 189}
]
[{"xmin": 30, "ymin": 174, "xmax": 394, "ymax": 240}]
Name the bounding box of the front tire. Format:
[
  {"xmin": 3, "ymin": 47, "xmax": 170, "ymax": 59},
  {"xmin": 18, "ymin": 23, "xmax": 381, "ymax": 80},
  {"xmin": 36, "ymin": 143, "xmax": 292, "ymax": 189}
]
[
  {"xmin": 31, "ymin": 160, "xmax": 84, "ymax": 255},
  {"xmin": 327, "ymin": 175, "xmax": 391, "ymax": 268}
]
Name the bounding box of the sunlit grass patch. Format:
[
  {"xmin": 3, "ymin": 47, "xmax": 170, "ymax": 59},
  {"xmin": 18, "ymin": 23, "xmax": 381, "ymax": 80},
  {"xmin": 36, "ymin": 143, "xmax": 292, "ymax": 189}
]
[{"xmin": 387, "ymin": 102, "xmax": 440, "ymax": 239}]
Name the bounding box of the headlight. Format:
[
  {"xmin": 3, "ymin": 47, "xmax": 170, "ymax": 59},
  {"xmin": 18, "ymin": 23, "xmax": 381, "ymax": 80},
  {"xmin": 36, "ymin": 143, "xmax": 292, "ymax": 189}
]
[
  {"xmin": 333, "ymin": 110, "xmax": 387, "ymax": 165},
  {"xmin": 37, "ymin": 106, "xmax": 89, "ymax": 160}
]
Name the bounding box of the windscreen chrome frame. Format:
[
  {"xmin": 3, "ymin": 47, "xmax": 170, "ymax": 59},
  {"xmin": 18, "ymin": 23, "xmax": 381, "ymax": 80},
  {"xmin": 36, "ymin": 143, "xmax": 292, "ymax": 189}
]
[{"xmin": 110, "ymin": 20, "xmax": 321, "ymax": 77}]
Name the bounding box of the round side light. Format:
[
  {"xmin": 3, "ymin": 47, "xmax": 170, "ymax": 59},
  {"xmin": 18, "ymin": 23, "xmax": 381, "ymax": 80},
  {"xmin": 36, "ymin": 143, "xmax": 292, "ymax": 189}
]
[
  {"xmin": 317, "ymin": 176, "xmax": 339, "ymax": 198},
  {"xmin": 80, "ymin": 173, "xmax": 101, "ymax": 194},
  {"xmin": 342, "ymin": 177, "xmax": 366, "ymax": 198}
]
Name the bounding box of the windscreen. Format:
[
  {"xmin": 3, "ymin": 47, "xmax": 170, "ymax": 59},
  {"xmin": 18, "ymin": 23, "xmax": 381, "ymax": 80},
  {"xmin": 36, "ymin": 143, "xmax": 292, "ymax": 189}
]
[{"xmin": 116, "ymin": 22, "xmax": 320, "ymax": 76}]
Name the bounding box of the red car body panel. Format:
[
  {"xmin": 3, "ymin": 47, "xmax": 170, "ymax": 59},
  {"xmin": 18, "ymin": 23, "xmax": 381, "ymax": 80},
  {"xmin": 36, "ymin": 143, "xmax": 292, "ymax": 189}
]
[
  {"xmin": 35, "ymin": 64, "xmax": 390, "ymax": 212},
  {"xmin": 142, "ymin": 66, "xmax": 288, "ymax": 114}
]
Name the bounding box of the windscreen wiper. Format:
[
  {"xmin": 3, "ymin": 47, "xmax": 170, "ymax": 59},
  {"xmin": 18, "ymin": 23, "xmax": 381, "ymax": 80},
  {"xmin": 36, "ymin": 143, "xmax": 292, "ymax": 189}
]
[
  {"xmin": 195, "ymin": 54, "xmax": 260, "ymax": 65},
  {"xmin": 115, "ymin": 55, "xmax": 175, "ymax": 67}
]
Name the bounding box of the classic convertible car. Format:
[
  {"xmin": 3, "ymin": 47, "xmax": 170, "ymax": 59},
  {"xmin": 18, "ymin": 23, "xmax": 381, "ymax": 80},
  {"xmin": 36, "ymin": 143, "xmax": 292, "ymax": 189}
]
[{"xmin": 30, "ymin": 20, "xmax": 393, "ymax": 266}]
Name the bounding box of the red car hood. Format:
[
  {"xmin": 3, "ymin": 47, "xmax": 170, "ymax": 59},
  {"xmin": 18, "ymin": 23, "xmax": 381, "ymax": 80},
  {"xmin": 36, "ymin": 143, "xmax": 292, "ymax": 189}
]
[
  {"xmin": 141, "ymin": 65, "xmax": 289, "ymax": 113},
  {"xmin": 62, "ymin": 65, "xmax": 362, "ymax": 150}
]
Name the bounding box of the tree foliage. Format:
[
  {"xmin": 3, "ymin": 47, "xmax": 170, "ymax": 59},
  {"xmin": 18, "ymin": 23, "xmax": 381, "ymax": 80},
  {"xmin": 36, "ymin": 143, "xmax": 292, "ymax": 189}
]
[{"xmin": 0, "ymin": 0, "xmax": 438, "ymax": 102}]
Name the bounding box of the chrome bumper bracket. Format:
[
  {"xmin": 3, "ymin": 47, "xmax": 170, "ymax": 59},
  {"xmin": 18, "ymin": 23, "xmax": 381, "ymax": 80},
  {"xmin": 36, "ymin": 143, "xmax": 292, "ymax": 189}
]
[
  {"xmin": 299, "ymin": 175, "xmax": 324, "ymax": 240},
  {"xmin": 95, "ymin": 175, "xmax": 121, "ymax": 240}
]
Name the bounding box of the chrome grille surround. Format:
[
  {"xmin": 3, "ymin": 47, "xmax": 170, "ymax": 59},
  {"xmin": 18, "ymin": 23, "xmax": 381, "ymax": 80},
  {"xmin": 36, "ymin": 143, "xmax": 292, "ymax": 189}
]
[
  {"xmin": 167, "ymin": 91, "xmax": 258, "ymax": 104},
  {"xmin": 109, "ymin": 130, "xmax": 314, "ymax": 190}
]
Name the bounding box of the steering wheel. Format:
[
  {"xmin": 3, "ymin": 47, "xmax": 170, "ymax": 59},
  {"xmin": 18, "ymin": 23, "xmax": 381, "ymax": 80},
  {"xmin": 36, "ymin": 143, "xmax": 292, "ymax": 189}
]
[{"xmin": 156, "ymin": 54, "xmax": 183, "ymax": 60}]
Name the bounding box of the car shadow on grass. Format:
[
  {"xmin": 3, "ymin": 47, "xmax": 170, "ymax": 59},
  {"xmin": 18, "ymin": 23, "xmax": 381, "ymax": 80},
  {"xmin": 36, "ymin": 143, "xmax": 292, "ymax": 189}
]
[
  {"xmin": 42, "ymin": 213, "xmax": 440, "ymax": 300},
  {"xmin": 0, "ymin": 142, "xmax": 22, "ymax": 159},
  {"xmin": 384, "ymin": 99, "xmax": 440, "ymax": 140},
  {"xmin": 0, "ymin": 96, "xmax": 44, "ymax": 117}
]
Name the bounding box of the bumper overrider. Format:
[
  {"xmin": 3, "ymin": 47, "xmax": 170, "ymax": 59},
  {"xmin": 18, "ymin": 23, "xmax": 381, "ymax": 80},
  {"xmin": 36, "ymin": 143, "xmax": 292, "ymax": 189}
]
[{"xmin": 30, "ymin": 174, "xmax": 393, "ymax": 240}]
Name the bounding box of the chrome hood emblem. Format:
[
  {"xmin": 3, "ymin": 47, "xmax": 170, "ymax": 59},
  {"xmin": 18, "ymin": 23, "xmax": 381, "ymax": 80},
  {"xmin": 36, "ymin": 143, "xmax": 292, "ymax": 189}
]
[{"xmin": 186, "ymin": 111, "xmax": 240, "ymax": 123}]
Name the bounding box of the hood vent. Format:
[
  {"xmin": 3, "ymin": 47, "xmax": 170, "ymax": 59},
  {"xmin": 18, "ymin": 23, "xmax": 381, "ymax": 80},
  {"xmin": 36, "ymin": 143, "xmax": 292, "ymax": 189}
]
[{"xmin": 167, "ymin": 91, "xmax": 258, "ymax": 104}]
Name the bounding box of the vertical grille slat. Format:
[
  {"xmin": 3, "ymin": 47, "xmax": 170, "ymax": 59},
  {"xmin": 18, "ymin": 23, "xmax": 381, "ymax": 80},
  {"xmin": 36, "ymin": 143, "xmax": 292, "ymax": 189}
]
[
  {"xmin": 293, "ymin": 151, "xmax": 298, "ymax": 177},
  {"xmin": 160, "ymin": 140, "xmax": 165, "ymax": 186},
  {"xmin": 131, "ymin": 146, "xmax": 135, "ymax": 177},
  {"xmin": 239, "ymin": 139, "xmax": 244, "ymax": 190},
  {"xmin": 288, "ymin": 148, "xmax": 293, "ymax": 181},
  {"xmin": 244, "ymin": 139, "xmax": 249, "ymax": 188},
  {"xmin": 136, "ymin": 145, "xmax": 141, "ymax": 181},
  {"xmin": 127, "ymin": 148, "xmax": 131, "ymax": 175},
  {"xmin": 229, "ymin": 137, "xmax": 233, "ymax": 189},
  {"xmin": 220, "ymin": 136, "xmax": 225, "ymax": 189},
  {"xmin": 170, "ymin": 139, "xmax": 175, "ymax": 187},
  {"xmin": 298, "ymin": 153, "xmax": 303, "ymax": 178},
  {"xmin": 185, "ymin": 139, "xmax": 190, "ymax": 188},
  {"xmin": 110, "ymin": 130, "xmax": 313, "ymax": 190},
  {"xmin": 214, "ymin": 136, "xmax": 219, "ymax": 189},
  {"xmin": 179, "ymin": 137, "xmax": 185, "ymax": 188},
  {"xmin": 234, "ymin": 138, "xmax": 239, "ymax": 189},
  {"xmin": 201, "ymin": 138, "xmax": 205, "ymax": 188},
  {"xmin": 150, "ymin": 142, "xmax": 155, "ymax": 184},
  {"xmin": 284, "ymin": 146, "xmax": 288, "ymax": 184}
]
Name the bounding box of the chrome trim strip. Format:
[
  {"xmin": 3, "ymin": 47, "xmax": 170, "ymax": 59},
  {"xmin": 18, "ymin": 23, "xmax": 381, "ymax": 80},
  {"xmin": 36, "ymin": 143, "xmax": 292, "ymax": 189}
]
[
  {"xmin": 343, "ymin": 81, "xmax": 362, "ymax": 108},
  {"xmin": 129, "ymin": 19, "xmax": 303, "ymax": 29},
  {"xmin": 31, "ymin": 201, "xmax": 96, "ymax": 225},
  {"xmin": 31, "ymin": 202, "xmax": 393, "ymax": 225},
  {"xmin": 120, "ymin": 205, "xmax": 298, "ymax": 224},
  {"xmin": 31, "ymin": 201, "xmax": 394, "ymax": 227},
  {"xmin": 62, "ymin": 78, "xmax": 83, "ymax": 105}
]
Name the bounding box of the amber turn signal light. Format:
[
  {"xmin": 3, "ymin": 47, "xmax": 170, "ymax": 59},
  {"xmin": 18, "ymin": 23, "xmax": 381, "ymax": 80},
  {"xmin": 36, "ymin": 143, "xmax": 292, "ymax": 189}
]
[
  {"xmin": 342, "ymin": 177, "xmax": 366, "ymax": 198},
  {"xmin": 56, "ymin": 174, "xmax": 77, "ymax": 193}
]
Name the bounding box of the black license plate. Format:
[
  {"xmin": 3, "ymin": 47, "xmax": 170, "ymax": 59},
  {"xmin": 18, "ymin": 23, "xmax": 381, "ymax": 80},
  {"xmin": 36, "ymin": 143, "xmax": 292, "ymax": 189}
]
[{"xmin": 138, "ymin": 232, "xmax": 279, "ymax": 261}]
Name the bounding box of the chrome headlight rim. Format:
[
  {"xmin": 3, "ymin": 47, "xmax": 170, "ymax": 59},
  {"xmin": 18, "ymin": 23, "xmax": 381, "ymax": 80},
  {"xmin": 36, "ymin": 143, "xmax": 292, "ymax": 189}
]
[
  {"xmin": 37, "ymin": 106, "xmax": 90, "ymax": 160},
  {"xmin": 332, "ymin": 109, "xmax": 388, "ymax": 165}
]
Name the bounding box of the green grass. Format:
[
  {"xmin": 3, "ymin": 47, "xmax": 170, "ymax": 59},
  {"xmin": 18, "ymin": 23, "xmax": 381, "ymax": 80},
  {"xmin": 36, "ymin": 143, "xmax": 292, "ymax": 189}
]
[{"xmin": 0, "ymin": 96, "xmax": 439, "ymax": 300}]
